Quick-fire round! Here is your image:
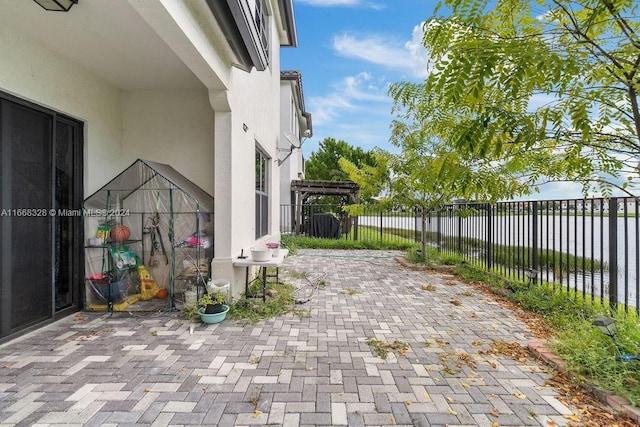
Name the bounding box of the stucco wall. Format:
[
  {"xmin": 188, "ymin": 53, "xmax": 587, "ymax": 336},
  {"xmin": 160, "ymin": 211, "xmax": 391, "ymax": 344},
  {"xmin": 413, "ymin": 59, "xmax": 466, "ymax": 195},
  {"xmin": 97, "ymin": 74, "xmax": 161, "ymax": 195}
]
[
  {"xmin": 122, "ymin": 90, "xmax": 214, "ymax": 196},
  {"xmin": 278, "ymin": 80, "xmax": 305, "ymax": 208},
  {"xmin": 209, "ymin": 18, "xmax": 284, "ymax": 292},
  {"xmin": 222, "ymin": 25, "xmax": 283, "ymax": 253},
  {"xmin": 0, "ymin": 22, "xmax": 216, "ymax": 200},
  {"xmin": 0, "ymin": 2, "xmax": 290, "ymax": 299},
  {"xmin": 0, "ymin": 22, "xmax": 122, "ymax": 195}
]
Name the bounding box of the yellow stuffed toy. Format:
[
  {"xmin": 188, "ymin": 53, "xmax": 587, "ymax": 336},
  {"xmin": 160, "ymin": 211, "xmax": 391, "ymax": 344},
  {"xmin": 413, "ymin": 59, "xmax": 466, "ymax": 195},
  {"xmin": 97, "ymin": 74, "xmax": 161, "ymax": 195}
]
[{"xmin": 138, "ymin": 265, "xmax": 160, "ymax": 300}]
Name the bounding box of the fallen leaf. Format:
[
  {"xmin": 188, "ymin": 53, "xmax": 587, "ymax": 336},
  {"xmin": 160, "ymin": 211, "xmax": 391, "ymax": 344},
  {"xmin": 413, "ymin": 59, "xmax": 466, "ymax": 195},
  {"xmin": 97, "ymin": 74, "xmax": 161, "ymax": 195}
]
[
  {"xmin": 3, "ymin": 364, "xmax": 11, "ymax": 369},
  {"xmin": 547, "ymin": 421, "xmax": 557, "ymax": 426},
  {"xmin": 446, "ymin": 396, "xmax": 454, "ymax": 403},
  {"xmin": 306, "ymin": 367, "xmax": 314, "ymax": 371},
  {"xmin": 514, "ymin": 393, "xmax": 527, "ymax": 399},
  {"xmin": 144, "ymin": 387, "xmax": 151, "ymax": 392},
  {"xmin": 253, "ymin": 410, "xmax": 262, "ymax": 418},
  {"xmin": 462, "ymin": 382, "xmax": 471, "ymax": 389},
  {"xmin": 490, "ymin": 423, "xmax": 500, "ymax": 427},
  {"xmin": 448, "ymin": 408, "xmax": 458, "ymax": 415},
  {"xmin": 406, "ymin": 399, "xmax": 412, "ymax": 406},
  {"xmin": 423, "ymin": 392, "xmax": 430, "ymax": 399},
  {"xmin": 490, "ymin": 407, "xmax": 499, "ymax": 418},
  {"xmin": 563, "ymin": 414, "xmax": 581, "ymax": 422}
]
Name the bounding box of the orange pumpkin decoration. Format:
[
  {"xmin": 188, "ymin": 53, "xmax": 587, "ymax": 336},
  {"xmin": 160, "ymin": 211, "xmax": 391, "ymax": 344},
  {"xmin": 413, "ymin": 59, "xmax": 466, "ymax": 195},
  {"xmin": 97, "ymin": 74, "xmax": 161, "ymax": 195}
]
[
  {"xmin": 156, "ymin": 288, "xmax": 168, "ymax": 299},
  {"xmin": 111, "ymin": 224, "xmax": 131, "ymax": 243}
]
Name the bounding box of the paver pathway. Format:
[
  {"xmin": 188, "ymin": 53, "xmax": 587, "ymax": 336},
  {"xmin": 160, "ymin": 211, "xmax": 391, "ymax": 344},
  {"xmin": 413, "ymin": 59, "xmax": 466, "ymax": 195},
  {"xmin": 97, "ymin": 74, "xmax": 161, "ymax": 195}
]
[{"xmin": 0, "ymin": 249, "xmax": 604, "ymax": 426}]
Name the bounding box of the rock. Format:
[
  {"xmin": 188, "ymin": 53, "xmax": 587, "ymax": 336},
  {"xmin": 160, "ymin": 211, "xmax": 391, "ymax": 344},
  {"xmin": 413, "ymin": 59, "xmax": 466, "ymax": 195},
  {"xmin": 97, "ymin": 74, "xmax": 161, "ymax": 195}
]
[{"xmin": 266, "ymin": 289, "xmax": 278, "ymax": 298}]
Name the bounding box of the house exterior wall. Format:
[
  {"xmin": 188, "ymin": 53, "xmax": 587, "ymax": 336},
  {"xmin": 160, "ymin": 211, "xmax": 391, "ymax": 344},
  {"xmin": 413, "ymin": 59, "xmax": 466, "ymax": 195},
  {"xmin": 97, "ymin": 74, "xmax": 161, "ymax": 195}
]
[
  {"xmin": 278, "ymin": 74, "xmax": 309, "ymax": 211},
  {"xmin": 0, "ymin": 22, "xmax": 123, "ymax": 194},
  {"xmin": 122, "ymin": 90, "xmax": 215, "ymax": 196},
  {"xmin": 0, "ymin": 23, "xmax": 216, "ymax": 212},
  {"xmin": 0, "ymin": 0, "xmax": 295, "ymax": 313},
  {"xmin": 279, "ymin": 83, "xmax": 296, "ymax": 207},
  {"xmin": 209, "ymin": 23, "xmax": 284, "ymax": 293}
]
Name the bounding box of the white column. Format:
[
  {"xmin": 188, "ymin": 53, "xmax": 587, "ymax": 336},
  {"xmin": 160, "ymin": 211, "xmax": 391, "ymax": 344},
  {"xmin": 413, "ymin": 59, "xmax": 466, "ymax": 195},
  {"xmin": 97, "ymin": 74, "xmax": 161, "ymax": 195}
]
[{"xmin": 209, "ymin": 90, "xmax": 240, "ymax": 296}]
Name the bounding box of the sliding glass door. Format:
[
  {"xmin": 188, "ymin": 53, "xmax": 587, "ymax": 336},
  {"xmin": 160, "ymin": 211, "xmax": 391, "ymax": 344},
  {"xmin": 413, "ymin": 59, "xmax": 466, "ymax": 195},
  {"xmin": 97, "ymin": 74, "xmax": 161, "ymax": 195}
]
[{"xmin": 0, "ymin": 93, "xmax": 83, "ymax": 342}]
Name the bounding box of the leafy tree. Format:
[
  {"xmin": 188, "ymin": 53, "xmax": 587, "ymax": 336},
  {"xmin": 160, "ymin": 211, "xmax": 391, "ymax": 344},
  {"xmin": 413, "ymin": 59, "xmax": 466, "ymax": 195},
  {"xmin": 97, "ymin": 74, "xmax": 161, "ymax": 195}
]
[
  {"xmin": 340, "ymin": 121, "xmax": 527, "ymax": 259},
  {"xmin": 305, "ymin": 137, "xmax": 377, "ymax": 182},
  {"xmin": 390, "ymin": 0, "xmax": 640, "ymax": 197}
]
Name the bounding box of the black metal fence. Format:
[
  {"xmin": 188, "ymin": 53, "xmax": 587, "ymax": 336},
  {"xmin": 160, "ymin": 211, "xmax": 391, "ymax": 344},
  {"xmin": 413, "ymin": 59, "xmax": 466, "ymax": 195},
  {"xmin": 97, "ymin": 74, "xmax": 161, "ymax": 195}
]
[
  {"xmin": 281, "ymin": 198, "xmax": 640, "ymax": 312},
  {"xmin": 280, "ymin": 204, "xmax": 419, "ymax": 244}
]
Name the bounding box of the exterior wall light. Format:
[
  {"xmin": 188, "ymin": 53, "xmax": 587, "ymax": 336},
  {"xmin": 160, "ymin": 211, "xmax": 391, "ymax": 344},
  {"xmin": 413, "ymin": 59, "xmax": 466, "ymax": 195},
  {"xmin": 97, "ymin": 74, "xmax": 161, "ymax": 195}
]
[
  {"xmin": 33, "ymin": 0, "xmax": 77, "ymax": 12},
  {"xmin": 592, "ymin": 316, "xmax": 618, "ymax": 339},
  {"xmin": 592, "ymin": 317, "xmax": 640, "ymax": 361}
]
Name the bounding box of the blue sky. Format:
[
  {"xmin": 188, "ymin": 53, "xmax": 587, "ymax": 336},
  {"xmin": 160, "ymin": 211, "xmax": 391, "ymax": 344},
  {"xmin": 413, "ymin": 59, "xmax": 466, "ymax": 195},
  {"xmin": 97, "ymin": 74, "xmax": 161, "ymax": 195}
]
[
  {"xmin": 280, "ymin": 0, "xmax": 589, "ymax": 200},
  {"xmin": 281, "ymin": 0, "xmax": 437, "ymax": 157}
]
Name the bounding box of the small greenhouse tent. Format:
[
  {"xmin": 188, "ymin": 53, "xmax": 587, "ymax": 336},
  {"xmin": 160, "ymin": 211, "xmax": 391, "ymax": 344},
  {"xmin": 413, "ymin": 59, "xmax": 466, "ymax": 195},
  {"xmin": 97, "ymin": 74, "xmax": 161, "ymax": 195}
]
[{"xmin": 83, "ymin": 159, "xmax": 214, "ymax": 312}]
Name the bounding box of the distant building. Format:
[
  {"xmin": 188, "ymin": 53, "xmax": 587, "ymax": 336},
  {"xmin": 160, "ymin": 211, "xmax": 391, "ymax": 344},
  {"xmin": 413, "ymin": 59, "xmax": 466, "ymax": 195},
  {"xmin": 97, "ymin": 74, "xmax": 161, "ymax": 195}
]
[{"xmin": 279, "ymin": 70, "xmax": 312, "ymax": 231}]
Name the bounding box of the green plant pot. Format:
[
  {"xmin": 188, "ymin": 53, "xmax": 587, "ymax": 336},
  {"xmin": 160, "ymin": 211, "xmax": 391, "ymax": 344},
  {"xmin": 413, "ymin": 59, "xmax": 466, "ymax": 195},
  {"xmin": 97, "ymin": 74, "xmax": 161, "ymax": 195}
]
[{"xmin": 198, "ymin": 304, "xmax": 229, "ymax": 324}]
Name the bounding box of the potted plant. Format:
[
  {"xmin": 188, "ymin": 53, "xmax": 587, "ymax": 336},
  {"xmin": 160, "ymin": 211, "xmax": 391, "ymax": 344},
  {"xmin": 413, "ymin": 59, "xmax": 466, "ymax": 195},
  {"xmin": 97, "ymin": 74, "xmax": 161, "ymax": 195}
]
[
  {"xmin": 200, "ymin": 291, "xmax": 226, "ymax": 313},
  {"xmin": 197, "ymin": 291, "xmax": 229, "ymax": 324}
]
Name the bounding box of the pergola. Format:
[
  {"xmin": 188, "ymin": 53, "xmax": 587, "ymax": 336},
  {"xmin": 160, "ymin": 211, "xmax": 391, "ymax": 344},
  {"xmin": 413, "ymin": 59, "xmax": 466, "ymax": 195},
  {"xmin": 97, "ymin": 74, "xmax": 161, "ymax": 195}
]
[{"xmin": 289, "ymin": 179, "xmax": 360, "ymax": 238}]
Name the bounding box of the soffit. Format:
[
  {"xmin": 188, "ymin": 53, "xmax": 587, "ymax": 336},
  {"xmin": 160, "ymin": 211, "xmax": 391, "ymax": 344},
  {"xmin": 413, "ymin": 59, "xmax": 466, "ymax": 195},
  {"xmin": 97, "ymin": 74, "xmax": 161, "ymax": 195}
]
[{"xmin": 0, "ymin": 0, "xmax": 204, "ymax": 90}]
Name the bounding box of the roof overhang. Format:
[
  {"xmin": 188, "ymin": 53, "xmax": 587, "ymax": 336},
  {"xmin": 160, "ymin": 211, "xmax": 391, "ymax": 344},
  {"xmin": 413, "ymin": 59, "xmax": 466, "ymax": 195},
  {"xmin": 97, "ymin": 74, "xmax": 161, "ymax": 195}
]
[
  {"xmin": 278, "ymin": 0, "xmax": 298, "ymax": 47},
  {"xmin": 206, "ymin": 0, "xmax": 297, "ymax": 72},
  {"xmin": 0, "ymin": 0, "xmax": 206, "ymax": 90},
  {"xmin": 281, "ymin": 70, "xmax": 312, "ymax": 136}
]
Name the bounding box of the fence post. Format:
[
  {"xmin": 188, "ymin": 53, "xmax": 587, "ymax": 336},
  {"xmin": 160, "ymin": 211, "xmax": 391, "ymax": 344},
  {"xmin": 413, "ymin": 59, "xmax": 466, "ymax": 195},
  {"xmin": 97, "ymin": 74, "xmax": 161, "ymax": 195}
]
[
  {"xmin": 486, "ymin": 204, "xmax": 493, "ymax": 270},
  {"xmin": 531, "ymin": 201, "xmax": 539, "ymax": 284},
  {"xmin": 457, "ymin": 211, "xmax": 462, "ymax": 254},
  {"xmin": 437, "ymin": 210, "xmax": 442, "ymax": 252},
  {"xmin": 354, "ymin": 215, "xmax": 359, "ymax": 241},
  {"xmin": 380, "ymin": 210, "xmax": 383, "ymax": 241},
  {"xmin": 608, "ymin": 198, "xmax": 618, "ymax": 310},
  {"xmin": 414, "ymin": 209, "xmax": 419, "ymax": 243}
]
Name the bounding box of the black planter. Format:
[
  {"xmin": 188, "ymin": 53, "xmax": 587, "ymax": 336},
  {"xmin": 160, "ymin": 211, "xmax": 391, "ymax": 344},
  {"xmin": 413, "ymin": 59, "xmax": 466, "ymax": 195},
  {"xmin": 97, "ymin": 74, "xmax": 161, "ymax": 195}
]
[{"xmin": 205, "ymin": 303, "xmax": 225, "ymax": 314}]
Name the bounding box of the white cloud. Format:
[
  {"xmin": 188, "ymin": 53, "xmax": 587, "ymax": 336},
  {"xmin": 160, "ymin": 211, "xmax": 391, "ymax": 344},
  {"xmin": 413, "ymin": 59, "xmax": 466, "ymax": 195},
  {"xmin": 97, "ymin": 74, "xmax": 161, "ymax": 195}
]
[
  {"xmin": 308, "ymin": 93, "xmax": 355, "ymax": 126},
  {"xmin": 511, "ymin": 180, "xmax": 583, "ymax": 201},
  {"xmin": 342, "ymin": 72, "xmax": 389, "ymax": 102},
  {"xmin": 308, "ymin": 72, "xmax": 390, "ymax": 126},
  {"xmin": 405, "ymin": 23, "xmax": 430, "ymax": 78},
  {"xmin": 332, "ymin": 24, "xmax": 429, "ymax": 78},
  {"xmin": 296, "ymin": 0, "xmax": 385, "ymax": 9}
]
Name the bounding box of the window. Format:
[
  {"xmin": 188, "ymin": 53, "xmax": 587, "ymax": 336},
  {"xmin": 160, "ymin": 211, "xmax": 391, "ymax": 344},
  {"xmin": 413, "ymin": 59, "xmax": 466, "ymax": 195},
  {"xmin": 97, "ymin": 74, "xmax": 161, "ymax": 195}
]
[
  {"xmin": 255, "ymin": 148, "xmax": 269, "ymax": 238},
  {"xmin": 255, "ymin": 0, "xmax": 269, "ymax": 61},
  {"xmin": 219, "ymin": 0, "xmax": 270, "ymax": 71}
]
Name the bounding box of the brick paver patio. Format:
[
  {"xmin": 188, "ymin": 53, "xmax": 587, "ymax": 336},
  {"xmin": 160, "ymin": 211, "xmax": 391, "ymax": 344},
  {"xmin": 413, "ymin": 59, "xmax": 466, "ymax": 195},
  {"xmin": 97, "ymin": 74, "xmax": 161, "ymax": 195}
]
[{"xmin": 0, "ymin": 249, "xmax": 609, "ymax": 426}]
